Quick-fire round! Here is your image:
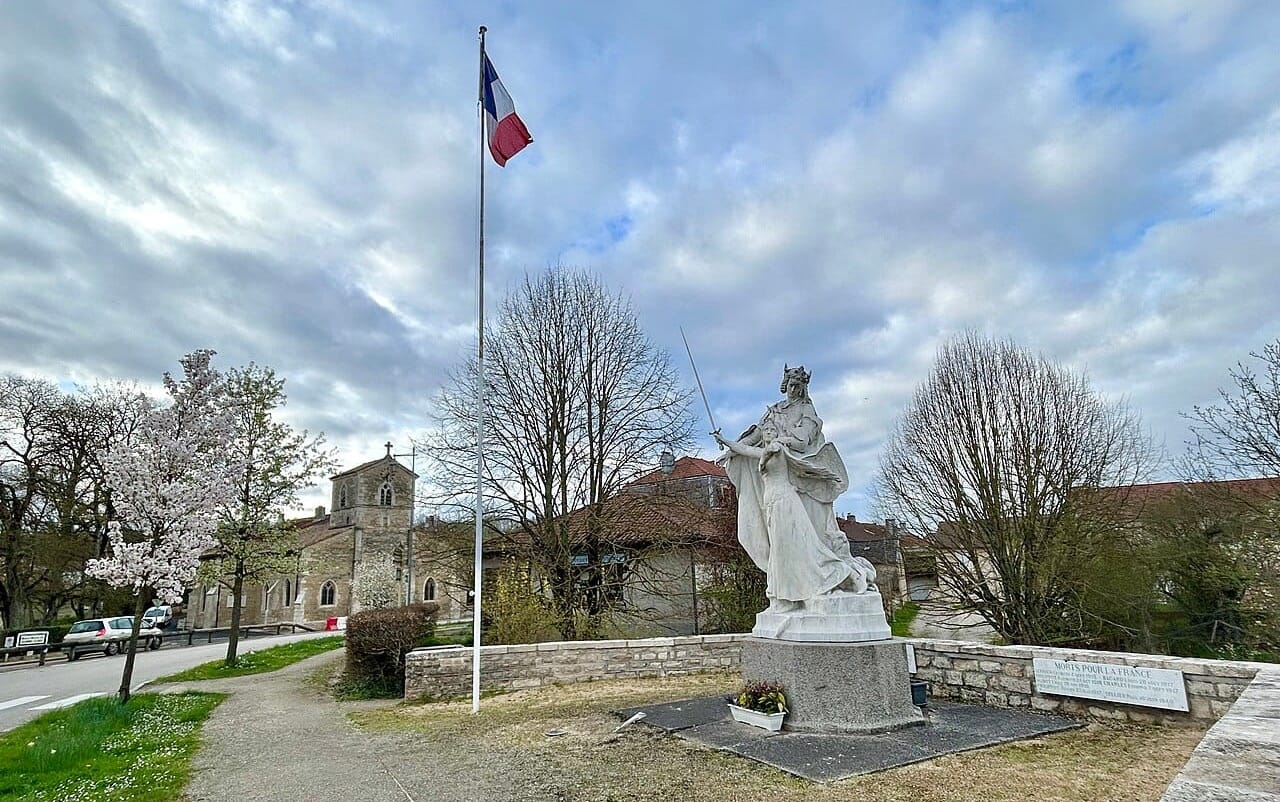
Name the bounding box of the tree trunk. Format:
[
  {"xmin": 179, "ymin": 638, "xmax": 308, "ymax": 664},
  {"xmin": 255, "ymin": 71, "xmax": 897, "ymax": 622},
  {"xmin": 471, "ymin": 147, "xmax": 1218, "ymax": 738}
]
[
  {"xmin": 116, "ymin": 592, "xmax": 149, "ymax": 704},
  {"xmin": 225, "ymin": 568, "xmax": 244, "ymax": 666},
  {"xmin": 2, "ymin": 561, "xmax": 29, "ymax": 630}
]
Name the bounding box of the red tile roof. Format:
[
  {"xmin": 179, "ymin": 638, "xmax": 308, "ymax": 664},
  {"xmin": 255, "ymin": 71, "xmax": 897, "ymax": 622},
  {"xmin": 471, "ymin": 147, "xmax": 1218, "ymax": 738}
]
[
  {"xmin": 836, "ymin": 515, "xmax": 889, "ymax": 543},
  {"xmin": 550, "ymin": 492, "xmax": 733, "ymax": 549},
  {"xmin": 1097, "ymin": 477, "xmax": 1280, "ymax": 509},
  {"xmin": 628, "ymin": 456, "xmax": 727, "ymax": 487}
]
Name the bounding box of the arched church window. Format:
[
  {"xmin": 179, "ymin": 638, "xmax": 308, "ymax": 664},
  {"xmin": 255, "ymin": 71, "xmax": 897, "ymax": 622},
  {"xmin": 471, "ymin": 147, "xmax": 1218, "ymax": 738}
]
[
  {"xmin": 424, "ymin": 578, "xmax": 436, "ymax": 601},
  {"xmin": 283, "ymin": 579, "xmax": 292, "ymax": 607},
  {"xmin": 379, "ymin": 482, "xmax": 393, "ymax": 506},
  {"xmin": 320, "ymin": 580, "xmax": 336, "ymax": 606},
  {"xmin": 338, "ymin": 484, "xmax": 349, "ymax": 509}
]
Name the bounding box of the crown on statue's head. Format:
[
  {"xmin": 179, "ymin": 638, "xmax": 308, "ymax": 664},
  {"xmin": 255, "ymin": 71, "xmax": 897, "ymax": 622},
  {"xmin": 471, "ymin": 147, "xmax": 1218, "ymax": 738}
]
[{"xmin": 781, "ymin": 364, "xmax": 812, "ymax": 385}]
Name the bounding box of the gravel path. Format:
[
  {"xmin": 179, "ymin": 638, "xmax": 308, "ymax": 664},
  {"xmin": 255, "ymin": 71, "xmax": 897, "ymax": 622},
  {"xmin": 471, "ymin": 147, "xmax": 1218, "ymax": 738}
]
[{"xmin": 163, "ymin": 651, "xmax": 523, "ymax": 802}]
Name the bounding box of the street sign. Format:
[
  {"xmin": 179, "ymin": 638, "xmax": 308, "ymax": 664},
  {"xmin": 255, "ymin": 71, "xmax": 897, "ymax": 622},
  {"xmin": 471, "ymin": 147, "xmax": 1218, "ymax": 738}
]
[{"xmin": 16, "ymin": 631, "xmax": 49, "ymax": 647}]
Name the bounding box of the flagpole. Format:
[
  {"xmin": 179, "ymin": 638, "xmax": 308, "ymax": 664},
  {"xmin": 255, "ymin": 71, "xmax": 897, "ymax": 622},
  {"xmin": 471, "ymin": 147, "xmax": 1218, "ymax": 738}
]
[{"xmin": 472, "ymin": 24, "xmax": 487, "ymax": 716}]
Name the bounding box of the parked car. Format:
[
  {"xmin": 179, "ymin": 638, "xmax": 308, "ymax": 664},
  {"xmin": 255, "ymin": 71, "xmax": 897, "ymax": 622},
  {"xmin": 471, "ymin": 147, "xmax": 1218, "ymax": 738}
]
[
  {"xmin": 63, "ymin": 618, "xmax": 163, "ymax": 660},
  {"xmin": 113, "ymin": 618, "xmax": 164, "ymax": 651},
  {"xmin": 142, "ymin": 605, "xmax": 176, "ymax": 630}
]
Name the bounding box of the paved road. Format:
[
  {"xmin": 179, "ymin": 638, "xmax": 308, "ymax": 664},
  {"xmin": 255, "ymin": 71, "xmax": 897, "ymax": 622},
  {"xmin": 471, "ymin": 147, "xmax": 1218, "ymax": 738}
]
[{"xmin": 0, "ymin": 630, "xmax": 338, "ymax": 732}]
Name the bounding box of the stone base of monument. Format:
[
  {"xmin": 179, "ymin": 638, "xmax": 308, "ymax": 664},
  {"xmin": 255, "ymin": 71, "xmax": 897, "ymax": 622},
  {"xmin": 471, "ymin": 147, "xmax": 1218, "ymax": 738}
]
[
  {"xmin": 741, "ymin": 636, "xmax": 923, "ymax": 733},
  {"xmin": 751, "ymin": 590, "xmax": 892, "ymax": 642}
]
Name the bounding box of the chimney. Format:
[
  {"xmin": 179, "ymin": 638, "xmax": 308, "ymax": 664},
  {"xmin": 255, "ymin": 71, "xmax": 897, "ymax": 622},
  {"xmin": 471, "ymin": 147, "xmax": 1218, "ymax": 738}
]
[
  {"xmin": 846, "ymin": 513, "xmax": 857, "ymax": 523},
  {"xmin": 659, "ymin": 450, "xmax": 675, "ymax": 475},
  {"xmin": 314, "ymin": 505, "xmax": 326, "ymax": 519},
  {"xmin": 885, "ymin": 518, "xmax": 897, "ymax": 535}
]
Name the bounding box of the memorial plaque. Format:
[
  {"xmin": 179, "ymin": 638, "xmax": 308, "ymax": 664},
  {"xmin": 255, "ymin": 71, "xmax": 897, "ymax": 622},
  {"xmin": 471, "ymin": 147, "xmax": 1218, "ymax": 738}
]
[{"xmin": 1032, "ymin": 657, "xmax": 1188, "ymax": 711}]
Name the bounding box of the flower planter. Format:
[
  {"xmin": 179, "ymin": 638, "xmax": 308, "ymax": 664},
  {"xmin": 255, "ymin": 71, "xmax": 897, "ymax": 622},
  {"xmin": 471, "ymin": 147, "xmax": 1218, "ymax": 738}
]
[{"xmin": 728, "ymin": 703, "xmax": 786, "ymax": 732}]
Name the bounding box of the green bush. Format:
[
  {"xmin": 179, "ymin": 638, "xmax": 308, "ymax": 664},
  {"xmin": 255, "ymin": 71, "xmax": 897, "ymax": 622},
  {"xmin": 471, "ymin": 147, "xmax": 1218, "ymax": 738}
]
[
  {"xmin": 344, "ymin": 602, "xmax": 438, "ymax": 692},
  {"xmin": 735, "ymin": 680, "xmax": 787, "ymax": 714},
  {"xmin": 482, "ymin": 562, "xmax": 560, "ymax": 644}
]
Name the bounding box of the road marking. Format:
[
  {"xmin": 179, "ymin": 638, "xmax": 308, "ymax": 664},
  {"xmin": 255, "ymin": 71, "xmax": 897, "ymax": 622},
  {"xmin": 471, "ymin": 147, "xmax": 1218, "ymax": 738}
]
[
  {"xmin": 0, "ymin": 696, "xmax": 49, "ymax": 711},
  {"xmin": 30, "ymin": 693, "xmax": 107, "ymax": 710}
]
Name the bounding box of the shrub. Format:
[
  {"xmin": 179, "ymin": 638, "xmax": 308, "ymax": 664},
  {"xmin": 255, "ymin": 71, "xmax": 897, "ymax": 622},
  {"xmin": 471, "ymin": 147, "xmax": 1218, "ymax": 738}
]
[
  {"xmin": 483, "ymin": 562, "xmax": 560, "ymax": 645},
  {"xmin": 344, "ymin": 602, "xmax": 438, "ymax": 693},
  {"xmin": 735, "ymin": 680, "xmax": 787, "ymax": 714}
]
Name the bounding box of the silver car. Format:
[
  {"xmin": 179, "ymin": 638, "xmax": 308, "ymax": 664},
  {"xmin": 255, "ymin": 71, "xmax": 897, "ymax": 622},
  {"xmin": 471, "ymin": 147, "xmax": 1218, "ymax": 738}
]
[{"xmin": 63, "ymin": 617, "xmax": 163, "ymax": 660}]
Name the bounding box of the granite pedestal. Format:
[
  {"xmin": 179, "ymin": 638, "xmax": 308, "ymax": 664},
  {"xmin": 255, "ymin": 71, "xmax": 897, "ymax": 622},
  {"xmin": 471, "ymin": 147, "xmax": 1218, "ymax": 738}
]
[{"xmin": 741, "ymin": 636, "xmax": 923, "ymax": 733}]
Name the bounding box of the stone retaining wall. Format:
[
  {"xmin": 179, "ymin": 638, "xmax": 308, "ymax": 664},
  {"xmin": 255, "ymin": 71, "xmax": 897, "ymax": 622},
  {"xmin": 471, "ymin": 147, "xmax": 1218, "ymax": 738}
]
[
  {"xmin": 1159, "ymin": 666, "xmax": 1280, "ymax": 801},
  {"xmin": 906, "ymin": 637, "xmax": 1265, "ymax": 724},
  {"xmin": 403, "ymin": 634, "xmax": 741, "ymax": 701},
  {"xmin": 405, "ymin": 633, "xmax": 1269, "ymax": 727}
]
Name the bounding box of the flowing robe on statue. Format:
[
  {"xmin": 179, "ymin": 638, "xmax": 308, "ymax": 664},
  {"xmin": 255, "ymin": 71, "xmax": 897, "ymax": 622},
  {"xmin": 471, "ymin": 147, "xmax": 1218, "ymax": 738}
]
[{"xmin": 719, "ymin": 398, "xmax": 863, "ymax": 601}]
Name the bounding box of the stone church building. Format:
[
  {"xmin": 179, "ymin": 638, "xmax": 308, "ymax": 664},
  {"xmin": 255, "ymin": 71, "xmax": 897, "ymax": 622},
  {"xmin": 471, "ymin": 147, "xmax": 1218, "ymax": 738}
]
[{"xmin": 189, "ymin": 446, "xmax": 468, "ymax": 629}]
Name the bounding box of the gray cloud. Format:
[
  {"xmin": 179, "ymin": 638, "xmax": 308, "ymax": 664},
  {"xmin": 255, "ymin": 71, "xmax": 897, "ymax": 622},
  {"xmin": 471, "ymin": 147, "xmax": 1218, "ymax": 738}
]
[{"xmin": 2, "ymin": 1, "xmax": 1278, "ymax": 516}]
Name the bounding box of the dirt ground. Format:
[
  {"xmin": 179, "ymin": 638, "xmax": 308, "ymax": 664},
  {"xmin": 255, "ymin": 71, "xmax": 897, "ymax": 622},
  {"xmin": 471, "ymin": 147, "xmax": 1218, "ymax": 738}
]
[{"xmin": 350, "ymin": 673, "xmax": 1206, "ymax": 802}]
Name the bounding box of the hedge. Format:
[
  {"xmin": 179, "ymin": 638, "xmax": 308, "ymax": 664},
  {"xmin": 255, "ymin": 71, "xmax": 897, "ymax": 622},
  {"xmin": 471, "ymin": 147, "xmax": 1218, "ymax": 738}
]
[{"xmin": 344, "ymin": 602, "xmax": 439, "ymax": 692}]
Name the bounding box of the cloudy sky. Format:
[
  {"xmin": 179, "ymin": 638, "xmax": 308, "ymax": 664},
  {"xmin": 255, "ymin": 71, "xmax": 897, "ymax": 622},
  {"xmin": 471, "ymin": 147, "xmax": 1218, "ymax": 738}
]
[{"xmin": 2, "ymin": 1, "xmax": 1278, "ymax": 518}]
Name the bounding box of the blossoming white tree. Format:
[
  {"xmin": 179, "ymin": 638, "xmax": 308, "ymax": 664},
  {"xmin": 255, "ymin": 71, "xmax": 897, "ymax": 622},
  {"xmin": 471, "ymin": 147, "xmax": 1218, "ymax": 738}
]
[
  {"xmin": 352, "ymin": 558, "xmax": 399, "ymax": 611},
  {"xmin": 87, "ymin": 350, "xmax": 237, "ymax": 702}
]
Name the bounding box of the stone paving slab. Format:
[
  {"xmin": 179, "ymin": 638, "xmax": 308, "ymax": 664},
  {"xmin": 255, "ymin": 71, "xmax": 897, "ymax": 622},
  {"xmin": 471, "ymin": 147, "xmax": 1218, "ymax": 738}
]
[{"xmin": 617, "ymin": 695, "xmax": 1081, "ymax": 783}]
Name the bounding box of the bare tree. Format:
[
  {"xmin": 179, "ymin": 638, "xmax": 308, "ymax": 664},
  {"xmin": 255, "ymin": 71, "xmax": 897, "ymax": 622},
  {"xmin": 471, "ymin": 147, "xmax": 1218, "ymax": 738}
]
[
  {"xmin": 429, "ymin": 268, "xmax": 695, "ymax": 639},
  {"xmin": 1185, "ymin": 338, "xmax": 1280, "ymax": 481},
  {"xmin": 1176, "ymin": 338, "xmax": 1280, "ymax": 654},
  {"xmin": 0, "ymin": 377, "xmax": 148, "ymax": 629},
  {"xmin": 876, "ymin": 332, "xmax": 1152, "ymax": 646}
]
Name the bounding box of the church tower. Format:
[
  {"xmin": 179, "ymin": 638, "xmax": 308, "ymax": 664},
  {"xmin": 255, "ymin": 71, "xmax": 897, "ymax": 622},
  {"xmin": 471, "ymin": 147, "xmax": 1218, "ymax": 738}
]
[{"xmin": 328, "ymin": 441, "xmax": 417, "ymax": 534}]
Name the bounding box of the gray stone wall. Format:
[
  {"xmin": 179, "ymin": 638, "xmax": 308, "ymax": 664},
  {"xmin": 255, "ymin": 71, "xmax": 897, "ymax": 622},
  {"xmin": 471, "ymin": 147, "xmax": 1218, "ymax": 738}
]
[
  {"xmin": 404, "ymin": 634, "xmax": 742, "ymax": 701},
  {"xmin": 404, "ymin": 633, "xmax": 1270, "ymax": 724},
  {"xmin": 298, "ymin": 532, "xmax": 355, "ymax": 621},
  {"xmin": 907, "ymin": 637, "xmax": 1263, "ymax": 724},
  {"xmin": 1160, "ymin": 666, "xmax": 1280, "ymax": 801}
]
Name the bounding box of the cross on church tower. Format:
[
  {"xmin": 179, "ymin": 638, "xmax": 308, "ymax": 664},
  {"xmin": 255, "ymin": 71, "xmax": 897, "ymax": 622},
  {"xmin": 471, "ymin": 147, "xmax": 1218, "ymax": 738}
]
[{"xmin": 385, "ymin": 440, "xmax": 393, "ymax": 458}]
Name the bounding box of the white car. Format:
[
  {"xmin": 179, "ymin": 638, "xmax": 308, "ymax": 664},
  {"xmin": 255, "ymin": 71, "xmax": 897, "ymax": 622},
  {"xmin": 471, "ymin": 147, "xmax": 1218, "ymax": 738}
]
[
  {"xmin": 142, "ymin": 605, "xmax": 175, "ymax": 630},
  {"xmin": 63, "ymin": 617, "xmax": 164, "ymax": 660}
]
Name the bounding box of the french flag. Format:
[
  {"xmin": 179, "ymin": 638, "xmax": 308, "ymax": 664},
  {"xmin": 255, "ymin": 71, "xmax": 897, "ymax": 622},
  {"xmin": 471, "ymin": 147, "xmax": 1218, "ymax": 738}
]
[{"xmin": 482, "ymin": 54, "xmax": 533, "ymax": 167}]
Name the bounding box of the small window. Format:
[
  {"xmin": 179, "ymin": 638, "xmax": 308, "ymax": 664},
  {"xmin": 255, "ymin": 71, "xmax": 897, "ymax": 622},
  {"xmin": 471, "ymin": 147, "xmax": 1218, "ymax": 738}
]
[
  {"xmin": 393, "ymin": 546, "xmax": 404, "ymax": 582},
  {"xmin": 320, "ymin": 580, "xmax": 336, "ymax": 606},
  {"xmin": 379, "ymin": 482, "xmax": 393, "ymax": 506},
  {"xmin": 284, "ymin": 579, "xmax": 292, "ymax": 606},
  {"xmin": 424, "ymin": 577, "xmax": 436, "ymax": 601},
  {"xmin": 338, "ymin": 484, "xmax": 349, "ymax": 509}
]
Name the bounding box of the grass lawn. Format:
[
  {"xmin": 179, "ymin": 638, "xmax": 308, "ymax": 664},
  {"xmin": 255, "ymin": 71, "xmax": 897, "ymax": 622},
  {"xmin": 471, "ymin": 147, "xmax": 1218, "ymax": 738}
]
[
  {"xmin": 153, "ymin": 635, "xmax": 345, "ymax": 683},
  {"xmin": 350, "ymin": 674, "xmax": 1205, "ymax": 801},
  {"xmin": 890, "ymin": 601, "xmax": 921, "ymax": 637},
  {"xmin": 0, "ymin": 692, "xmax": 223, "ymax": 802}
]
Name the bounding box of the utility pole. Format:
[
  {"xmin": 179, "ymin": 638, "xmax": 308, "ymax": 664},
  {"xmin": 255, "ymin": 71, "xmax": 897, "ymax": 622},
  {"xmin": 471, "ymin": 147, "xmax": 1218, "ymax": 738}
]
[{"xmin": 393, "ymin": 445, "xmax": 419, "ymax": 606}]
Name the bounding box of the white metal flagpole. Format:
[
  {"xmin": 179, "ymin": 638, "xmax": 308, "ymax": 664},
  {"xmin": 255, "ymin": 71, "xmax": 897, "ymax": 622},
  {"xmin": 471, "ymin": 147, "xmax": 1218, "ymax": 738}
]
[{"xmin": 472, "ymin": 24, "xmax": 488, "ymax": 716}]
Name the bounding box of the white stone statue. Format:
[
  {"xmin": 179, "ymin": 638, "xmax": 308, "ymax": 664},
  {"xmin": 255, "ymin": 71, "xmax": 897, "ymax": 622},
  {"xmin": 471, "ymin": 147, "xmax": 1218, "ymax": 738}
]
[{"xmin": 715, "ymin": 365, "xmax": 889, "ymax": 642}]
